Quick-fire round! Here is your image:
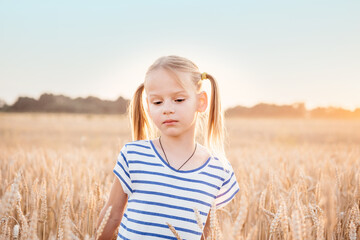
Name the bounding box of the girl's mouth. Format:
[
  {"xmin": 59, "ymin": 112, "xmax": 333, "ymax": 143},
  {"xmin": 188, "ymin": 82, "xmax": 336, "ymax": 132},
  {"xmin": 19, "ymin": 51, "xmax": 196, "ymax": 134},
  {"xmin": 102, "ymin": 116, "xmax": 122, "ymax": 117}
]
[{"xmin": 163, "ymin": 119, "xmax": 178, "ymax": 124}]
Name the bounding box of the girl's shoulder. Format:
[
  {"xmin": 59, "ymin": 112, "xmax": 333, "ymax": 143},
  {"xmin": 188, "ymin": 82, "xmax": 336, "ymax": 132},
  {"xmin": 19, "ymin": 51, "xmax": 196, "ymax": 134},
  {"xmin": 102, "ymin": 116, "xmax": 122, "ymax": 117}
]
[
  {"xmin": 196, "ymin": 143, "xmax": 212, "ymax": 160},
  {"xmin": 197, "ymin": 143, "xmax": 231, "ymax": 172},
  {"xmin": 120, "ymin": 139, "xmax": 151, "ymax": 152},
  {"xmin": 124, "ymin": 139, "xmax": 150, "ymax": 146}
]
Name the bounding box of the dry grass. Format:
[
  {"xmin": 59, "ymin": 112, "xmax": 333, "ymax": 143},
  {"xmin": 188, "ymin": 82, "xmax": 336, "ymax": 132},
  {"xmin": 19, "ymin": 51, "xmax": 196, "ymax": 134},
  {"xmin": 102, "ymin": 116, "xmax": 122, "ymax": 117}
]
[{"xmin": 0, "ymin": 113, "xmax": 359, "ymax": 239}]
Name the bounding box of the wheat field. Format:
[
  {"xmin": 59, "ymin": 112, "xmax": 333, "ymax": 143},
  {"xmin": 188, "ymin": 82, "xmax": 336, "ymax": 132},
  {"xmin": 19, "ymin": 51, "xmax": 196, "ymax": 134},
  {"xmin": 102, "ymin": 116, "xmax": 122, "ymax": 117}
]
[{"xmin": 0, "ymin": 113, "xmax": 359, "ymax": 240}]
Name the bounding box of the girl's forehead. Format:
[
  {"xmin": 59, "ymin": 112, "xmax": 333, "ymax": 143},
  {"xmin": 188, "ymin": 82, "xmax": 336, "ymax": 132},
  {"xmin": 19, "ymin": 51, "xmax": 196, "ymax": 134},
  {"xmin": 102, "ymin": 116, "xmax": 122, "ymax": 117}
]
[{"xmin": 144, "ymin": 68, "xmax": 194, "ymax": 94}]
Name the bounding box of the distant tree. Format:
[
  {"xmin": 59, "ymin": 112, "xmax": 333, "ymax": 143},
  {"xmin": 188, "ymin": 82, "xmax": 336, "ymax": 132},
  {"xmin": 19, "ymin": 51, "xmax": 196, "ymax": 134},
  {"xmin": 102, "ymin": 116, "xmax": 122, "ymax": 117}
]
[
  {"xmin": 4, "ymin": 93, "xmax": 129, "ymax": 114},
  {"xmin": 0, "ymin": 98, "xmax": 6, "ymax": 108}
]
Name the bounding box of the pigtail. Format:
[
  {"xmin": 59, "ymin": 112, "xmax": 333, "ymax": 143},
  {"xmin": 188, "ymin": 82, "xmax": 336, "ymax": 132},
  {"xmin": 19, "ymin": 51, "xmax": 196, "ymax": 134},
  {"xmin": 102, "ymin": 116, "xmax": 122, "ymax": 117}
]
[
  {"xmin": 128, "ymin": 83, "xmax": 151, "ymax": 140},
  {"xmin": 206, "ymin": 74, "xmax": 227, "ymax": 164}
]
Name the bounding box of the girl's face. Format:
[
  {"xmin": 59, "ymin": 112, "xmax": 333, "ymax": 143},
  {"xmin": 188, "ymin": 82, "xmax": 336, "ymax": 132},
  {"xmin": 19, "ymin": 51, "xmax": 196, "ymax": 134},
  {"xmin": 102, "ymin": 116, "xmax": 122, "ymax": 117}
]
[{"xmin": 144, "ymin": 68, "xmax": 207, "ymax": 138}]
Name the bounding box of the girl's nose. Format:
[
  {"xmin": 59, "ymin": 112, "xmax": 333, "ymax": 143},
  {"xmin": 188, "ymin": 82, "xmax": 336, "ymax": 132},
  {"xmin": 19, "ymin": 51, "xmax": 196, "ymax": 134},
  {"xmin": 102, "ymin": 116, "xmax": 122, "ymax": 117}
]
[{"xmin": 163, "ymin": 101, "xmax": 174, "ymax": 115}]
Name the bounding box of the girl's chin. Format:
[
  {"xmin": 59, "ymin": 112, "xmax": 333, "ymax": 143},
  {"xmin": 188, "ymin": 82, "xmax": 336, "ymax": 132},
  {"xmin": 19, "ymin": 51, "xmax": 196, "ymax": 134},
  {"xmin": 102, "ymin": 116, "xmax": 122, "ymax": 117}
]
[
  {"xmin": 159, "ymin": 129, "xmax": 181, "ymax": 137},
  {"xmin": 159, "ymin": 124, "xmax": 195, "ymax": 137}
]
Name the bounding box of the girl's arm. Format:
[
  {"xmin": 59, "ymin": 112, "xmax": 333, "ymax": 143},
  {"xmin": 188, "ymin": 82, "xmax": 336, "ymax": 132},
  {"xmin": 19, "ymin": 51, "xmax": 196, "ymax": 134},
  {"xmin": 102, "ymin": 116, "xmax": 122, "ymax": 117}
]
[
  {"xmin": 201, "ymin": 211, "xmax": 211, "ymax": 240},
  {"xmin": 96, "ymin": 177, "xmax": 128, "ymax": 240}
]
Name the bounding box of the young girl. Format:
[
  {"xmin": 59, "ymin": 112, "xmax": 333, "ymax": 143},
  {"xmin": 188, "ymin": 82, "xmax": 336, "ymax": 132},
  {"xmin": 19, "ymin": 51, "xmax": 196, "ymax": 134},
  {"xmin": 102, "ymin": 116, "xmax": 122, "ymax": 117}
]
[{"xmin": 96, "ymin": 55, "xmax": 240, "ymax": 240}]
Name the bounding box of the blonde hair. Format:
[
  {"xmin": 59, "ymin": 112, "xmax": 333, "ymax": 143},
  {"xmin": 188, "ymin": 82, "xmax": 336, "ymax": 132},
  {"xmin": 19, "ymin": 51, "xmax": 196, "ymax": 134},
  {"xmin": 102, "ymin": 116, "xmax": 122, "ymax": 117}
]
[{"xmin": 128, "ymin": 55, "xmax": 228, "ymax": 166}]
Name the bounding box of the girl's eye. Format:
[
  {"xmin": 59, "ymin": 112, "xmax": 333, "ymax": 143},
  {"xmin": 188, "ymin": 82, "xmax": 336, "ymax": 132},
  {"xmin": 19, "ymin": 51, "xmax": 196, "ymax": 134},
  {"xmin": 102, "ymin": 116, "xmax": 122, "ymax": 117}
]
[
  {"xmin": 153, "ymin": 101, "xmax": 162, "ymax": 105},
  {"xmin": 175, "ymin": 99, "xmax": 185, "ymax": 102}
]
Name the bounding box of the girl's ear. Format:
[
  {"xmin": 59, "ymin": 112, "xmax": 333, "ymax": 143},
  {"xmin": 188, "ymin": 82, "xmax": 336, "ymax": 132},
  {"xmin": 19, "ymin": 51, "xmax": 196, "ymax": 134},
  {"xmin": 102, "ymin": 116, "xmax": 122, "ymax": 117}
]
[{"xmin": 197, "ymin": 91, "xmax": 208, "ymax": 112}]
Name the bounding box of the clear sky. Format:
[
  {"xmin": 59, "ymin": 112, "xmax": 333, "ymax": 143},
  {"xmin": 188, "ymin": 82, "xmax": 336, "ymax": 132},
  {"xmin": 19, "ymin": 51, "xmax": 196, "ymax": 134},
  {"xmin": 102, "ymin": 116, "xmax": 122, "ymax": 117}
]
[{"xmin": 1, "ymin": 0, "xmax": 359, "ymax": 110}]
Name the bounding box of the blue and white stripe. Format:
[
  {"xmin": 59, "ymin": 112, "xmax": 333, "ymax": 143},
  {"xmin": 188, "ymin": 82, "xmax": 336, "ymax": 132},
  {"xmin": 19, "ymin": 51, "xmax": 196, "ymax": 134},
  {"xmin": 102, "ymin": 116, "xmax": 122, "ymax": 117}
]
[{"xmin": 113, "ymin": 140, "xmax": 240, "ymax": 240}]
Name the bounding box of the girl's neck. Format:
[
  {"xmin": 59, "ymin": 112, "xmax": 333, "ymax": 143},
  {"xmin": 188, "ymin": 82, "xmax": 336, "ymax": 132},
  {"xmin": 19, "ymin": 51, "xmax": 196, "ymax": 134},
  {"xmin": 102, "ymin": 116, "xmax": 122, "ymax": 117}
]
[
  {"xmin": 156, "ymin": 128, "xmax": 211, "ymax": 170},
  {"xmin": 159, "ymin": 130, "xmax": 196, "ymax": 152}
]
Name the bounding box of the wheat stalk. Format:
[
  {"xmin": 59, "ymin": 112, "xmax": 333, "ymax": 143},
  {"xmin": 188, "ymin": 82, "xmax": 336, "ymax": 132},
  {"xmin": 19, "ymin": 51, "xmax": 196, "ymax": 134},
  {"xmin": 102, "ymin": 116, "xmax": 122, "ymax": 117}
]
[{"xmin": 245, "ymin": 224, "xmax": 258, "ymax": 240}]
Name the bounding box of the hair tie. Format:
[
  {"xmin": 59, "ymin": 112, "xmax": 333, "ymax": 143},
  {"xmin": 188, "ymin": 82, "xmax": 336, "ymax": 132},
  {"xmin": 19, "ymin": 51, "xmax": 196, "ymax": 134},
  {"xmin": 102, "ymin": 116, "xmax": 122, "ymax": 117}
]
[{"xmin": 201, "ymin": 72, "xmax": 207, "ymax": 80}]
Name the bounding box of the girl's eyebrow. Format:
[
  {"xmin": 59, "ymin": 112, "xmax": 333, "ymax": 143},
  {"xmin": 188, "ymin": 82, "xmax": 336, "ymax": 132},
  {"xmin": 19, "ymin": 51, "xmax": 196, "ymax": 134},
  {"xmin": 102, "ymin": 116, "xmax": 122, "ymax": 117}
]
[{"xmin": 148, "ymin": 91, "xmax": 188, "ymax": 97}]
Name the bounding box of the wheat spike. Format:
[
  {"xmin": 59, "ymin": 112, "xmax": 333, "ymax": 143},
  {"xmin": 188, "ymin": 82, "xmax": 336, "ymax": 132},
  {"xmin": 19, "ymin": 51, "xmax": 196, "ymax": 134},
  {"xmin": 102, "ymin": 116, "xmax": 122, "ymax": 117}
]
[
  {"xmin": 58, "ymin": 196, "xmax": 70, "ymax": 240},
  {"xmin": 262, "ymin": 208, "xmax": 276, "ymax": 218},
  {"xmin": 280, "ymin": 198, "xmax": 289, "ymax": 236},
  {"xmin": 345, "ymin": 203, "xmax": 359, "ymax": 237},
  {"xmin": 4, "ymin": 226, "xmax": 11, "ymax": 240},
  {"xmin": 291, "ymin": 209, "xmax": 303, "ymax": 240},
  {"xmin": 335, "ymin": 166, "xmax": 341, "ymax": 189},
  {"xmin": 349, "ymin": 220, "xmax": 356, "ymax": 240},
  {"xmin": 16, "ymin": 204, "xmax": 29, "ymax": 240},
  {"xmin": 355, "ymin": 172, "xmax": 360, "ymax": 200},
  {"xmin": 269, "ymin": 206, "xmax": 281, "ymax": 236},
  {"xmin": 294, "ymin": 186, "xmax": 306, "ymax": 240},
  {"xmin": 70, "ymin": 219, "xmax": 84, "ymax": 239},
  {"xmin": 40, "ymin": 179, "xmax": 47, "ymax": 222},
  {"xmin": 309, "ymin": 204, "xmax": 319, "ymax": 227},
  {"xmin": 210, "ymin": 202, "xmax": 217, "ymax": 239},
  {"xmin": 57, "ymin": 226, "xmax": 64, "ymax": 240},
  {"xmin": 29, "ymin": 210, "xmax": 39, "ymax": 240},
  {"xmin": 13, "ymin": 224, "xmax": 19, "ymax": 240},
  {"xmin": 0, "ymin": 172, "xmax": 21, "ymax": 216},
  {"xmin": 215, "ymin": 216, "xmax": 224, "ymax": 240},
  {"xmin": 166, "ymin": 222, "xmax": 182, "ymax": 240},
  {"xmin": 233, "ymin": 193, "xmax": 248, "ymax": 238},
  {"xmin": 206, "ymin": 201, "xmax": 223, "ymax": 239},
  {"xmin": 31, "ymin": 178, "xmax": 39, "ymax": 206},
  {"xmin": 64, "ymin": 216, "xmax": 73, "ymax": 240},
  {"xmin": 315, "ymin": 182, "xmax": 321, "ymax": 204},
  {"xmin": 193, "ymin": 207, "xmax": 204, "ymax": 231},
  {"xmin": 94, "ymin": 183, "xmax": 102, "ymax": 214},
  {"xmin": 305, "ymin": 218, "xmax": 312, "ymax": 239},
  {"xmin": 316, "ymin": 216, "xmax": 325, "ymax": 240},
  {"xmin": 269, "ymin": 193, "xmax": 276, "ymax": 214},
  {"xmin": 350, "ymin": 203, "xmax": 360, "ymax": 226},
  {"xmin": 40, "ymin": 179, "xmax": 48, "ymax": 240},
  {"xmin": 96, "ymin": 206, "xmax": 112, "ymax": 240},
  {"xmin": 0, "ymin": 218, "xmax": 9, "ymax": 240},
  {"xmin": 259, "ymin": 189, "xmax": 267, "ymax": 210},
  {"xmin": 324, "ymin": 180, "xmax": 336, "ymax": 236}
]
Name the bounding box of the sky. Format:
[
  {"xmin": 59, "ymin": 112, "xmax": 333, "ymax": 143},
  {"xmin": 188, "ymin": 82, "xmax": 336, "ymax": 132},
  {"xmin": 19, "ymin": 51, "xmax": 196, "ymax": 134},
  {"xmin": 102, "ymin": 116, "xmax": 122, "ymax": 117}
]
[{"xmin": 0, "ymin": 0, "xmax": 359, "ymax": 111}]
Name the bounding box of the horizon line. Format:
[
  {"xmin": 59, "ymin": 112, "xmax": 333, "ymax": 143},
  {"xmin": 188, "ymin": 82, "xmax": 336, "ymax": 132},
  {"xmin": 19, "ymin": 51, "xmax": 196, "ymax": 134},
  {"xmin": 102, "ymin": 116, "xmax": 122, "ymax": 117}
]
[{"xmin": 0, "ymin": 92, "xmax": 359, "ymax": 112}]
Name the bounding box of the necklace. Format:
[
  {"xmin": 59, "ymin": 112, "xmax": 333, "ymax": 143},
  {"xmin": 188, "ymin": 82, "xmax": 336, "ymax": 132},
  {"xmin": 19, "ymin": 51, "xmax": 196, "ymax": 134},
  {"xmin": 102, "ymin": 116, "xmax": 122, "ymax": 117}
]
[{"xmin": 158, "ymin": 136, "xmax": 197, "ymax": 171}]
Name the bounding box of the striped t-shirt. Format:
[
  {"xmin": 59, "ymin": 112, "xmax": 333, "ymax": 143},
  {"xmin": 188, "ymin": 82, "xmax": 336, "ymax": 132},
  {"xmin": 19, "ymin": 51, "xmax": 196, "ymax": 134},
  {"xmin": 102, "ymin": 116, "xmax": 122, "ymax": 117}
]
[{"xmin": 113, "ymin": 139, "xmax": 240, "ymax": 240}]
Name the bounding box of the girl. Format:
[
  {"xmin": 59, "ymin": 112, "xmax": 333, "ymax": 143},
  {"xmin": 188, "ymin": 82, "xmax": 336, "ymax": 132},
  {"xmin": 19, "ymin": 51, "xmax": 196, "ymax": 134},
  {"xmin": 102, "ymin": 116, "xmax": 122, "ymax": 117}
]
[{"xmin": 96, "ymin": 55, "xmax": 240, "ymax": 240}]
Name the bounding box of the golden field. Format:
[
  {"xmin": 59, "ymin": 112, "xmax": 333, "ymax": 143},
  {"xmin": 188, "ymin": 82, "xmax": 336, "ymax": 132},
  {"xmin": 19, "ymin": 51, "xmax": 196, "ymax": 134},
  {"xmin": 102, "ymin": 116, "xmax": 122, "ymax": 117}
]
[{"xmin": 0, "ymin": 113, "xmax": 359, "ymax": 240}]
